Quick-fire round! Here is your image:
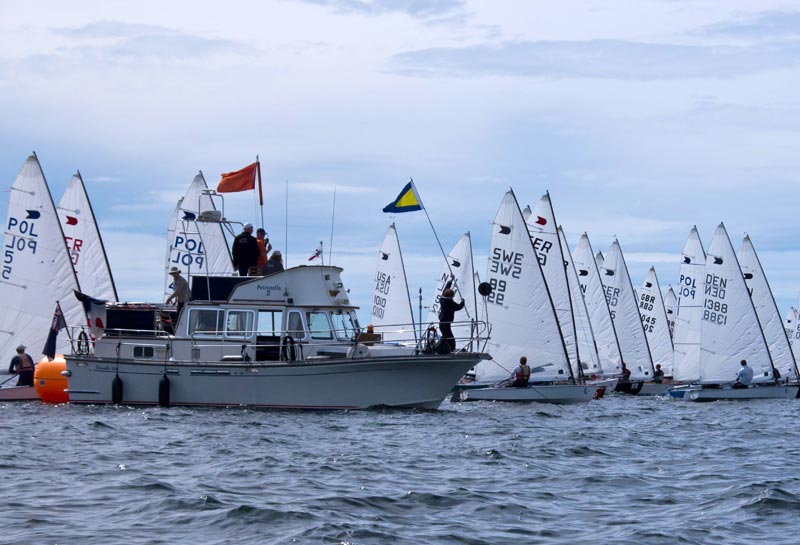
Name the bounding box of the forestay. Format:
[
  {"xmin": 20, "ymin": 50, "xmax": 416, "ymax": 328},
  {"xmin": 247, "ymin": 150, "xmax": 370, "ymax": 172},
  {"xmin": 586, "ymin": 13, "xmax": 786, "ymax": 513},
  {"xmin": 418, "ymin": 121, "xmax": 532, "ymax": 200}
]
[
  {"xmin": 699, "ymin": 224, "xmax": 774, "ymax": 384},
  {"xmin": 0, "ymin": 155, "xmax": 83, "ymax": 358},
  {"xmin": 425, "ymin": 233, "xmax": 477, "ymax": 348},
  {"xmin": 164, "ymin": 173, "xmax": 232, "ymax": 299},
  {"xmin": 559, "ymin": 227, "xmax": 602, "ymax": 376},
  {"xmin": 525, "ymin": 193, "xmax": 578, "ymax": 378},
  {"xmin": 477, "ymin": 190, "xmax": 570, "ymax": 384},
  {"xmin": 664, "ymin": 287, "xmax": 677, "ymax": 341},
  {"xmin": 672, "ymin": 227, "xmax": 706, "ymax": 383},
  {"xmin": 600, "ymin": 240, "xmax": 654, "ymax": 381},
  {"xmin": 738, "ymin": 235, "xmax": 797, "ymax": 378},
  {"xmin": 573, "ymin": 234, "xmax": 622, "ymax": 376},
  {"xmin": 58, "ymin": 173, "xmax": 118, "ymax": 302},
  {"xmin": 370, "ymin": 224, "xmax": 416, "ymax": 343},
  {"xmin": 638, "ymin": 267, "xmax": 674, "ymax": 376}
]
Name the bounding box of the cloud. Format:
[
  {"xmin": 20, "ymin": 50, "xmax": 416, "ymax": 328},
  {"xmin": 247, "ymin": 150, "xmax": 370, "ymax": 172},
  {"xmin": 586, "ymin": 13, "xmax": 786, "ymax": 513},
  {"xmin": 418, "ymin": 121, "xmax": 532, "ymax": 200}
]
[
  {"xmin": 293, "ymin": 0, "xmax": 465, "ymax": 18},
  {"xmin": 46, "ymin": 20, "xmax": 254, "ymax": 65},
  {"xmin": 386, "ymin": 39, "xmax": 800, "ymax": 80},
  {"xmin": 699, "ymin": 11, "xmax": 800, "ymax": 40}
]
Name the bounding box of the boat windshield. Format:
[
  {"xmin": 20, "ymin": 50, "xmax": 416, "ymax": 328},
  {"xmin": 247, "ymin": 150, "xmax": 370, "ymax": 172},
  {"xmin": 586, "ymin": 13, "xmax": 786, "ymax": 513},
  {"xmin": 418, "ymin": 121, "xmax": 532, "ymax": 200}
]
[
  {"xmin": 307, "ymin": 311, "xmax": 333, "ymax": 340},
  {"xmin": 330, "ymin": 310, "xmax": 356, "ymax": 340}
]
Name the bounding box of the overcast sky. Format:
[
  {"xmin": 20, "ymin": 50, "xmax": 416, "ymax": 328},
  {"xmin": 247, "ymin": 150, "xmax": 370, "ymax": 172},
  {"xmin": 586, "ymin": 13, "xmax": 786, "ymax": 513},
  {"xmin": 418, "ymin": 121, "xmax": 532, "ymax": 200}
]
[{"xmin": 1, "ymin": 0, "xmax": 799, "ymax": 319}]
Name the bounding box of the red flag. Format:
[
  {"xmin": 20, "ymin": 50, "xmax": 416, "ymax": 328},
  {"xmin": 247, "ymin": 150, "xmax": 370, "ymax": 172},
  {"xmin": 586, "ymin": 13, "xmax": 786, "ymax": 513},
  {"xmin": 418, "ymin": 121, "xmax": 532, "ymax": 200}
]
[{"xmin": 217, "ymin": 162, "xmax": 257, "ymax": 193}]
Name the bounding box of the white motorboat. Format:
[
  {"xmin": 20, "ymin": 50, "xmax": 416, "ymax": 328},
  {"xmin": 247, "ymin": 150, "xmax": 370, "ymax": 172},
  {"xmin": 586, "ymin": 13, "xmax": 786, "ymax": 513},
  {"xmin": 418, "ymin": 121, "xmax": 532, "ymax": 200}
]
[{"xmin": 64, "ymin": 266, "xmax": 489, "ymax": 409}]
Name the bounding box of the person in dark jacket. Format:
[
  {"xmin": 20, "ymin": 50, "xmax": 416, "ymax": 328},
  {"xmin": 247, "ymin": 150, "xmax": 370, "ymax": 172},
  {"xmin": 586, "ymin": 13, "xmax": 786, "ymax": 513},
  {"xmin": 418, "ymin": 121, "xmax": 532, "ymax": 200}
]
[
  {"xmin": 438, "ymin": 278, "xmax": 465, "ymax": 351},
  {"xmin": 8, "ymin": 345, "xmax": 35, "ymax": 387},
  {"xmin": 232, "ymin": 223, "xmax": 260, "ymax": 276}
]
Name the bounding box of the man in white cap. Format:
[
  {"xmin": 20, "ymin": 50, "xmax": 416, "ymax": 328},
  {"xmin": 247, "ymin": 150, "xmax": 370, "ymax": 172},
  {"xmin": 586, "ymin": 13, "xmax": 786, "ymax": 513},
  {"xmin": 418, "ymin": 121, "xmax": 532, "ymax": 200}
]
[
  {"xmin": 166, "ymin": 266, "xmax": 190, "ymax": 316},
  {"xmin": 8, "ymin": 345, "xmax": 35, "ymax": 387},
  {"xmin": 232, "ymin": 222, "xmax": 260, "ymax": 276}
]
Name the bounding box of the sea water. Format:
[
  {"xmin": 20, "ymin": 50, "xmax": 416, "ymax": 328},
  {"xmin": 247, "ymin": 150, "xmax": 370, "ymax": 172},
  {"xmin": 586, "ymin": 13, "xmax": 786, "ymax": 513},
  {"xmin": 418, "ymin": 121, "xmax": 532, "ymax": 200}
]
[{"xmin": 1, "ymin": 395, "xmax": 798, "ymax": 545}]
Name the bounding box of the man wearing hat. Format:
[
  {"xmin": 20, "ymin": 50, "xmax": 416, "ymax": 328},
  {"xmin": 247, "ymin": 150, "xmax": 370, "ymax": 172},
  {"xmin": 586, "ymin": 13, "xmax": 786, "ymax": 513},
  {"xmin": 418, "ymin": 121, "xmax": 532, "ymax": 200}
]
[
  {"xmin": 166, "ymin": 266, "xmax": 190, "ymax": 317},
  {"xmin": 8, "ymin": 345, "xmax": 35, "ymax": 387},
  {"xmin": 232, "ymin": 223, "xmax": 260, "ymax": 276}
]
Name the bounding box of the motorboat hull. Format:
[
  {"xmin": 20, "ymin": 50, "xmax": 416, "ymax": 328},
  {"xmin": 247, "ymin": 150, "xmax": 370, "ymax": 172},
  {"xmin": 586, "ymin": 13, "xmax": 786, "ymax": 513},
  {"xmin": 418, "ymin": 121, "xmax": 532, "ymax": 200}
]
[
  {"xmin": 463, "ymin": 383, "xmax": 596, "ymax": 404},
  {"xmin": 64, "ymin": 353, "xmax": 488, "ymax": 409},
  {"xmin": 682, "ymin": 384, "xmax": 799, "ymax": 402}
]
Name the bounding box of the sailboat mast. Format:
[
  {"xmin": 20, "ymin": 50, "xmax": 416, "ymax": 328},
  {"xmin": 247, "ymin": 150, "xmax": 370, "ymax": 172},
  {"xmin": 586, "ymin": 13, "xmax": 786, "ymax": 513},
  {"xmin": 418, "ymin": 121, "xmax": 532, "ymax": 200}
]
[{"xmin": 393, "ymin": 222, "xmax": 418, "ymax": 344}]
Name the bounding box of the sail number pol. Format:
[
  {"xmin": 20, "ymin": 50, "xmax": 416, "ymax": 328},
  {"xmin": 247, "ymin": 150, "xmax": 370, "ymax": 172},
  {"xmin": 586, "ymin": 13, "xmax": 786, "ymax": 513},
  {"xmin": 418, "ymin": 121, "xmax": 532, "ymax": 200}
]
[{"xmin": 3, "ymin": 216, "xmax": 38, "ymax": 280}]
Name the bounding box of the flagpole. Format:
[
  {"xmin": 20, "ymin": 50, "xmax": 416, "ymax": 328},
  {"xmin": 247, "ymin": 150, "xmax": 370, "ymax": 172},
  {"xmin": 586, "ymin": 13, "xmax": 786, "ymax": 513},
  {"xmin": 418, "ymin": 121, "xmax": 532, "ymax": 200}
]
[
  {"xmin": 413, "ymin": 178, "xmax": 454, "ymax": 281},
  {"xmin": 328, "ymin": 186, "xmax": 337, "ymax": 264},
  {"xmin": 256, "ymin": 156, "xmax": 265, "ymax": 228}
]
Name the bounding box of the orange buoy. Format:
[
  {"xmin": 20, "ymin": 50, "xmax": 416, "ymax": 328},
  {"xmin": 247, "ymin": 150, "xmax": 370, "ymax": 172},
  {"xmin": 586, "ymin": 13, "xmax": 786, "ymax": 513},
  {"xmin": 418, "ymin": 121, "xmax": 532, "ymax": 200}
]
[{"xmin": 34, "ymin": 356, "xmax": 69, "ymax": 404}]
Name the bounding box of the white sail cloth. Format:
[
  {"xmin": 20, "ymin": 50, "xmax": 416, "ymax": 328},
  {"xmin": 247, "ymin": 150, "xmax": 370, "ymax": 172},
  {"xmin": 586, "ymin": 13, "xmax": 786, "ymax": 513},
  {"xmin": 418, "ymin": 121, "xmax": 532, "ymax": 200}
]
[
  {"xmin": 426, "ymin": 233, "xmax": 477, "ymax": 349},
  {"xmin": 559, "ymin": 227, "xmax": 602, "ymax": 376},
  {"xmin": 476, "ymin": 190, "xmax": 570, "ymax": 384},
  {"xmin": 600, "ymin": 240, "xmax": 654, "ymax": 381},
  {"xmin": 738, "ymin": 235, "xmax": 797, "ymax": 378},
  {"xmin": 664, "ymin": 287, "xmax": 677, "ymax": 341},
  {"xmin": 164, "ymin": 173, "xmax": 232, "ymax": 299},
  {"xmin": 58, "ymin": 173, "xmax": 117, "ymax": 302},
  {"xmin": 0, "ymin": 155, "xmax": 83, "ymax": 358},
  {"xmin": 573, "ymin": 234, "xmax": 622, "ymax": 376},
  {"xmin": 699, "ymin": 224, "xmax": 774, "ymax": 384},
  {"xmin": 672, "ymin": 227, "xmax": 706, "ymax": 383},
  {"xmin": 370, "ymin": 224, "xmax": 416, "ymax": 343},
  {"xmin": 638, "ymin": 267, "xmax": 674, "ymax": 376}
]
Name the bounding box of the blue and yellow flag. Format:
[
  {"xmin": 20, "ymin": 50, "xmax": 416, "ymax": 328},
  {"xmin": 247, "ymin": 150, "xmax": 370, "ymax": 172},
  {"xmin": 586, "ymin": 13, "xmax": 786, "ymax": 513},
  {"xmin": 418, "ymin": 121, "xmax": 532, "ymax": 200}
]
[{"xmin": 383, "ymin": 181, "xmax": 424, "ymax": 213}]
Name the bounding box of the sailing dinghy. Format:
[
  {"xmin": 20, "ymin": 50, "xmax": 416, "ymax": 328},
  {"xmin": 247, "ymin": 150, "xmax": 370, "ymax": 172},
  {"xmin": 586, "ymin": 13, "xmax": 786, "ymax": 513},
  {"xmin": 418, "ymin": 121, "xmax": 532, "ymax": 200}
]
[
  {"xmin": 681, "ymin": 224, "xmax": 798, "ymax": 401},
  {"xmin": 370, "ymin": 224, "xmax": 417, "ymax": 345},
  {"xmin": 463, "ymin": 190, "xmax": 595, "ymax": 403},
  {"xmin": 638, "ymin": 267, "xmax": 674, "ymax": 381}
]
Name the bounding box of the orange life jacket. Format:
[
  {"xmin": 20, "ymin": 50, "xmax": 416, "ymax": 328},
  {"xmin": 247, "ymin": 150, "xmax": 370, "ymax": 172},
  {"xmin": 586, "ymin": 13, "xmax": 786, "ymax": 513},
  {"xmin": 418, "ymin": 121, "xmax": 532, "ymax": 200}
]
[{"xmin": 516, "ymin": 364, "xmax": 530, "ymax": 382}]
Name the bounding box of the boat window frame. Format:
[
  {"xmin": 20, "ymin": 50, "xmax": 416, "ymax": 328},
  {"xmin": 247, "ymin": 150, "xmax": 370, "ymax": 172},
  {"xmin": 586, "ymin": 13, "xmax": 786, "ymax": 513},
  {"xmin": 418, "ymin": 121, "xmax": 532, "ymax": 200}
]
[
  {"xmin": 188, "ymin": 308, "xmax": 225, "ymax": 338},
  {"xmin": 307, "ymin": 310, "xmax": 334, "ymax": 340},
  {"xmin": 224, "ymin": 309, "xmax": 256, "ymax": 339},
  {"xmin": 256, "ymin": 309, "xmax": 284, "ymax": 337},
  {"xmin": 330, "ymin": 309, "xmax": 356, "ymax": 341},
  {"xmin": 286, "ymin": 310, "xmax": 307, "ymax": 341}
]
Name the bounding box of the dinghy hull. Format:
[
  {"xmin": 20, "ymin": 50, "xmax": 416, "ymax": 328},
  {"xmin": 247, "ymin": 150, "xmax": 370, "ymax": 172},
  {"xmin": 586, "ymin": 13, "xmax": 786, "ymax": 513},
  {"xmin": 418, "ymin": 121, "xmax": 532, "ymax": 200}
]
[
  {"xmin": 683, "ymin": 385, "xmax": 799, "ymax": 402},
  {"xmin": 463, "ymin": 383, "xmax": 596, "ymax": 404}
]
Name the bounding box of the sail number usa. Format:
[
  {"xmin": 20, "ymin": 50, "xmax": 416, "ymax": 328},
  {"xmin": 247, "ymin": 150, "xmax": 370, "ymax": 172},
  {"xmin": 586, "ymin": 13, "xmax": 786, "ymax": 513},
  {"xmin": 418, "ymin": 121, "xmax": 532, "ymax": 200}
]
[
  {"xmin": 372, "ymin": 271, "xmax": 391, "ymax": 319},
  {"xmin": 702, "ymin": 273, "xmax": 728, "ymax": 325},
  {"xmin": 3, "ymin": 216, "xmax": 39, "ymax": 280}
]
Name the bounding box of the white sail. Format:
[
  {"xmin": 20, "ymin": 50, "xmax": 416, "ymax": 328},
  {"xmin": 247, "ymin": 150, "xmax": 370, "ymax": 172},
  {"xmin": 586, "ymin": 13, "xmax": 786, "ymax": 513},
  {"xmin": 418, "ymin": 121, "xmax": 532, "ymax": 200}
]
[
  {"xmin": 573, "ymin": 235, "xmax": 622, "ymax": 376},
  {"xmin": 672, "ymin": 227, "xmax": 706, "ymax": 383},
  {"xmin": 476, "ymin": 190, "xmax": 571, "ymax": 384},
  {"xmin": 57, "ymin": 173, "xmax": 117, "ymax": 302},
  {"xmin": 638, "ymin": 267, "xmax": 674, "ymax": 376},
  {"xmin": 559, "ymin": 227, "xmax": 602, "ymax": 376},
  {"xmin": 699, "ymin": 223, "xmax": 774, "ymax": 384},
  {"xmin": 0, "ymin": 154, "xmax": 83, "ymax": 358},
  {"xmin": 601, "ymin": 240, "xmax": 654, "ymax": 380},
  {"xmin": 664, "ymin": 287, "xmax": 677, "ymax": 340},
  {"xmin": 425, "ymin": 233, "xmax": 477, "ymax": 348},
  {"xmin": 738, "ymin": 235, "xmax": 797, "ymax": 378},
  {"xmin": 370, "ymin": 224, "xmax": 416, "ymax": 343},
  {"xmin": 524, "ymin": 194, "xmax": 581, "ymax": 379},
  {"xmin": 164, "ymin": 173, "xmax": 232, "ymax": 299}
]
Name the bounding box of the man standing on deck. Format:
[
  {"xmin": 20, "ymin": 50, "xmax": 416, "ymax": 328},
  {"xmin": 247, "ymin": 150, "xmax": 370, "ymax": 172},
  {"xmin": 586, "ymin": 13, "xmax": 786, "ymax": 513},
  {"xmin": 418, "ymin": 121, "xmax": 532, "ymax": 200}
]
[
  {"xmin": 166, "ymin": 266, "xmax": 190, "ymax": 318},
  {"xmin": 732, "ymin": 359, "xmax": 753, "ymax": 389},
  {"xmin": 8, "ymin": 345, "xmax": 34, "ymax": 387},
  {"xmin": 232, "ymin": 223, "xmax": 260, "ymax": 276},
  {"xmin": 438, "ymin": 276, "xmax": 465, "ymax": 351}
]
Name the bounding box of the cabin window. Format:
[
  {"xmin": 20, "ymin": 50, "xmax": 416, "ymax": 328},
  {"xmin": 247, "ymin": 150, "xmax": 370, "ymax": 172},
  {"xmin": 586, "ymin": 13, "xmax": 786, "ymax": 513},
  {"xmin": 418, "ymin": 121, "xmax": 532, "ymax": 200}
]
[
  {"xmin": 330, "ymin": 310, "xmax": 356, "ymax": 340},
  {"xmin": 307, "ymin": 311, "xmax": 333, "ymax": 340},
  {"xmin": 257, "ymin": 310, "xmax": 284, "ymax": 336},
  {"xmin": 189, "ymin": 309, "xmax": 223, "ymax": 336},
  {"xmin": 226, "ymin": 310, "xmax": 255, "ymax": 338},
  {"xmin": 286, "ymin": 311, "xmax": 305, "ymax": 339},
  {"xmin": 133, "ymin": 346, "xmax": 155, "ymax": 359}
]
